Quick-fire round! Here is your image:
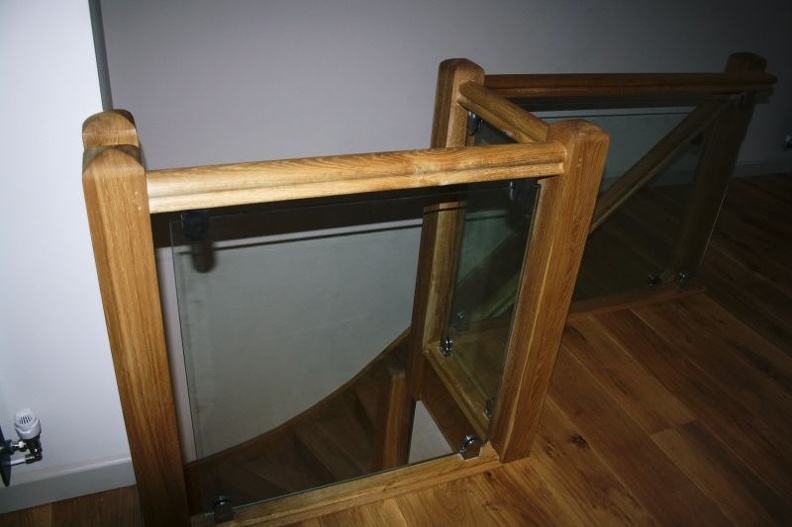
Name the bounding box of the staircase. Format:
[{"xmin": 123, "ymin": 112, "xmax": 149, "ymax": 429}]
[{"xmin": 185, "ymin": 331, "xmax": 410, "ymax": 514}]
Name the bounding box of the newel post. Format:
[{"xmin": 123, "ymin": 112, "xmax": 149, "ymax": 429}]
[
  {"xmin": 82, "ymin": 111, "xmax": 190, "ymax": 526},
  {"xmin": 489, "ymin": 119, "xmax": 609, "ymax": 461}
]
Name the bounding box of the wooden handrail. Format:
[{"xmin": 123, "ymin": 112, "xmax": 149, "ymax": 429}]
[
  {"xmin": 484, "ymin": 71, "xmax": 777, "ymax": 99},
  {"xmin": 145, "ymin": 143, "xmax": 566, "ymax": 213},
  {"xmin": 457, "ymin": 81, "xmax": 549, "ymax": 143},
  {"xmin": 590, "ymin": 98, "xmax": 731, "ymax": 231}
]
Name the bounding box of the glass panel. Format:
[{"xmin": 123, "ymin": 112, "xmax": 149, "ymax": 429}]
[
  {"xmin": 441, "ymin": 163, "xmax": 541, "ymax": 436},
  {"xmin": 507, "ymin": 103, "xmax": 709, "ymax": 300},
  {"xmin": 169, "ymin": 184, "xmax": 519, "ymax": 513},
  {"xmin": 543, "ymin": 108, "xmax": 706, "ymax": 300}
]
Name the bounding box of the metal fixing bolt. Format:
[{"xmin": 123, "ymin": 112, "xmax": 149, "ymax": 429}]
[{"xmin": 439, "ymin": 335, "xmax": 454, "ymax": 357}]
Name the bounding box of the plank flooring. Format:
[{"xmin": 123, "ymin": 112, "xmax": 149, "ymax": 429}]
[{"xmin": 2, "ymin": 174, "xmax": 790, "ymax": 526}]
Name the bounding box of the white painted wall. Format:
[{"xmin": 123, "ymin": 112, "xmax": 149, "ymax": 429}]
[{"xmin": 0, "ymin": 1, "xmax": 134, "ymax": 514}]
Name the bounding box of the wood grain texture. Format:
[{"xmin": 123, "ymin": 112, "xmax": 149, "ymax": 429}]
[
  {"xmin": 0, "ymin": 486, "xmax": 143, "ymax": 527},
  {"xmin": 146, "ymin": 143, "xmax": 565, "ymax": 213},
  {"xmin": 372, "ymin": 360, "xmax": 413, "ymax": 470},
  {"xmin": 457, "ymin": 80, "xmax": 548, "ymax": 142},
  {"xmin": 82, "ymin": 110, "xmax": 139, "ymax": 148},
  {"xmin": 82, "ymin": 114, "xmax": 190, "ymax": 527},
  {"xmin": 192, "ymin": 445, "xmax": 500, "ymax": 527},
  {"xmin": 8, "ymin": 174, "xmax": 789, "ymax": 527},
  {"xmin": 489, "ymin": 119, "xmax": 609, "ymax": 461},
  {"xmin": 407, "ymin": 59, "xmax": 483, "ymax": 400}
]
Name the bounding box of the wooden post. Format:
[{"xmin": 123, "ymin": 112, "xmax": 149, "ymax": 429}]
[
  {"xmin": 407, "ymin": 59, "xmax": 484, "ymax": 398},
  {"xmin": 666, "ymin": 53, "xmax": 768, "ymax": 280},
  {"xmin": 82, "ymin": 111, "xmax": 190, "ymax": 526},
  {"xmin": 372, "ymin": 359, "xmax": 413, "ymax": 469},
  {"xmin": 489, "ymin": 119, "xmax": 609, "ymax": 461}
]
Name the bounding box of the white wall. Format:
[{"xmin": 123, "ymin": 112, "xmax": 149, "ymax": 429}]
[
  {"xmin": 0, "ymin": 1, "xmax": 134, "ymax": 513},
  {"xmin": 101, "ymin": 0, "xmax": 792, "ymax": 171}
]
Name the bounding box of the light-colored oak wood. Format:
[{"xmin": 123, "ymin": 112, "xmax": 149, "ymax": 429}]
[
  {"xmin": 407, "ymin": 59, "xmax": 484, "ymax": 420},
  {"xmin": 548, "ymin": 338, "xmax": 731, "ymax": 525},
  {"xmin": 407, "ymin": 59, "xmax": 483, "ymax": 400},
  {"xmin": 82, "ymin": 110, "xmax": 140, "ymax": 148},
  {"xmin": 422, "ymin": 343, "xmax": 489, "ymax": 442},
  {"xmin": 14, "ymin": 172, "xmax": 789, "ymax": 526},
  {"xmin": 190, "ymin": 445, "xmax": 500, "ymax": 527},
  {"xmin": 82, "ymin": 117, "xmax": 189, "ymax": 526},
  {"xmin": 147, "ymin": 143, "xmax": 565, "ymax": 213},
  {"xmin": 78, "ymin": 56, "xmax": 777, "ymax": 526},
  {"xmin": 457, "ymin": 80, "xmax": 548, "ymax": 142},
  {"xmin": 564, "ymin": 316, "xmax": 696, "ymax": 435},
  {"xmin": 489, "ymin": 119, "xmax": 609, "ymax": 462}
]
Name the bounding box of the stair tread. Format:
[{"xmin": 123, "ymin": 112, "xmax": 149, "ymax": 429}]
[
  {"xmin": 294, "ymin": 401, "xmax": 375, "ymax": 482},
  {"xmin": 354, "ymin": 377, "xmax": 381, "ymax": 436},
  {"xmin": 243, "ymin": 440, "xmax": 333, "ymax": 495},
  {"xmin": 211, "ymin": 463, "xmax": 286, "ymax": 505}
]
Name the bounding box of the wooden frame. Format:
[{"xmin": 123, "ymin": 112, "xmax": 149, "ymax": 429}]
[
  {"xmin": 82, "ymin": 55, "xmax": 771, "ymax": 526},
  {"xmin": 83, "ymin": 100, "xmax": 604, "ymax": 525},
  {"xmin": 408, "ymin": 60, "xmax": 607, "ymax": 461}
]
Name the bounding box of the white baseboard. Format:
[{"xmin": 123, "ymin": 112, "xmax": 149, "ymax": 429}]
[{"xmin": 0, "ymin": 455, "xmax": 135, "ymax": 514}]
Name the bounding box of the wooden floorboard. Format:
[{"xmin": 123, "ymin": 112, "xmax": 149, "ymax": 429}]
[{"xmin": 2, "ymin": 173, "xmax": 790, "ymax": 526}]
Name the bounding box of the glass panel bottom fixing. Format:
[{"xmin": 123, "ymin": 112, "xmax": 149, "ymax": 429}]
[{"xmin": 167, "ymin": 183, "xmax": 519, "ymax": 514}]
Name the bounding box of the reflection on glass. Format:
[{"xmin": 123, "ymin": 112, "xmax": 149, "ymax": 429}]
[
  {"xmin": 482, "ymin": 104, "xmax": 709, "ymax": 300},
  {"xmin": 546, "ymin": 108, "xmax": 705, "ymax": 300},
  {"xmin": 169, "ymin": 185, "xmax": 519, "ymax": 513},
  {"xmin": 442, "ymin": 171, "xmax": 540, "ymax": 438}
]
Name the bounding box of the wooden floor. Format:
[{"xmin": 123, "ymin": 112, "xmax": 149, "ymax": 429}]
[{"xmin": 3, "ymin": 174, "xmax": 790, "ymax": 526}]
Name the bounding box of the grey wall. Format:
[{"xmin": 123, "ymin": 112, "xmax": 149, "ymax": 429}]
[{"xmin": 102, "ymin": 0, "xmax": 792, "ymax": 171}]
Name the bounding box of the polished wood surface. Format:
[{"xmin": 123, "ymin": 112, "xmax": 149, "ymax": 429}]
[
  {"xmin": 457, "ymin": 80, "xmax": 548, "ymax": 143},
  {"xmin": 489, "ymin": 119, "xmax": 609, "ymax": 461},
  {"xmin": 146, "ymin": 143, "xmax": 565, "ymax": 213},
  {"xmin": 5, "ymin": 174, "xmax": 790, "ymax": 526},
  {"xmin": 407, "ymin": 58, "xmax": 483, "ymax": 448},
  {"xmin": 698, "ymin": 173, "xmax": 792, "ymax": 354},
  {"xmin": 70, "ymin": 53, "xmax": 776, "ymax": 525},
  {"xmin": 82, "ymin": 113, "xmax": 190, "ymax": 526}
]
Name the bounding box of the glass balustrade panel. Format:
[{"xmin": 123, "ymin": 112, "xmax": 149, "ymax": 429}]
[
  {"xmin": 505, "ymin": 103, "xmax": 710, "ymax": 300},
  {"xmin": 168, "ymin": 183, "xmax": 521, "ymax": 513}
]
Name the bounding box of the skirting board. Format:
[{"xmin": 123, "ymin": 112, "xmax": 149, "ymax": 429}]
[{"xmin": 0, "ymin": 455, "xmax": 135, "ymax": 514}]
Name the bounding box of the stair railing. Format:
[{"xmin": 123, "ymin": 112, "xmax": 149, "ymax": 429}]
[
  {"xmin": 83, "ymin": 81, "xmax": 608, "ymax": 524},
  {"xmin": 484, "ymin": 52, "xmax": 775, "ymax": 283}
]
